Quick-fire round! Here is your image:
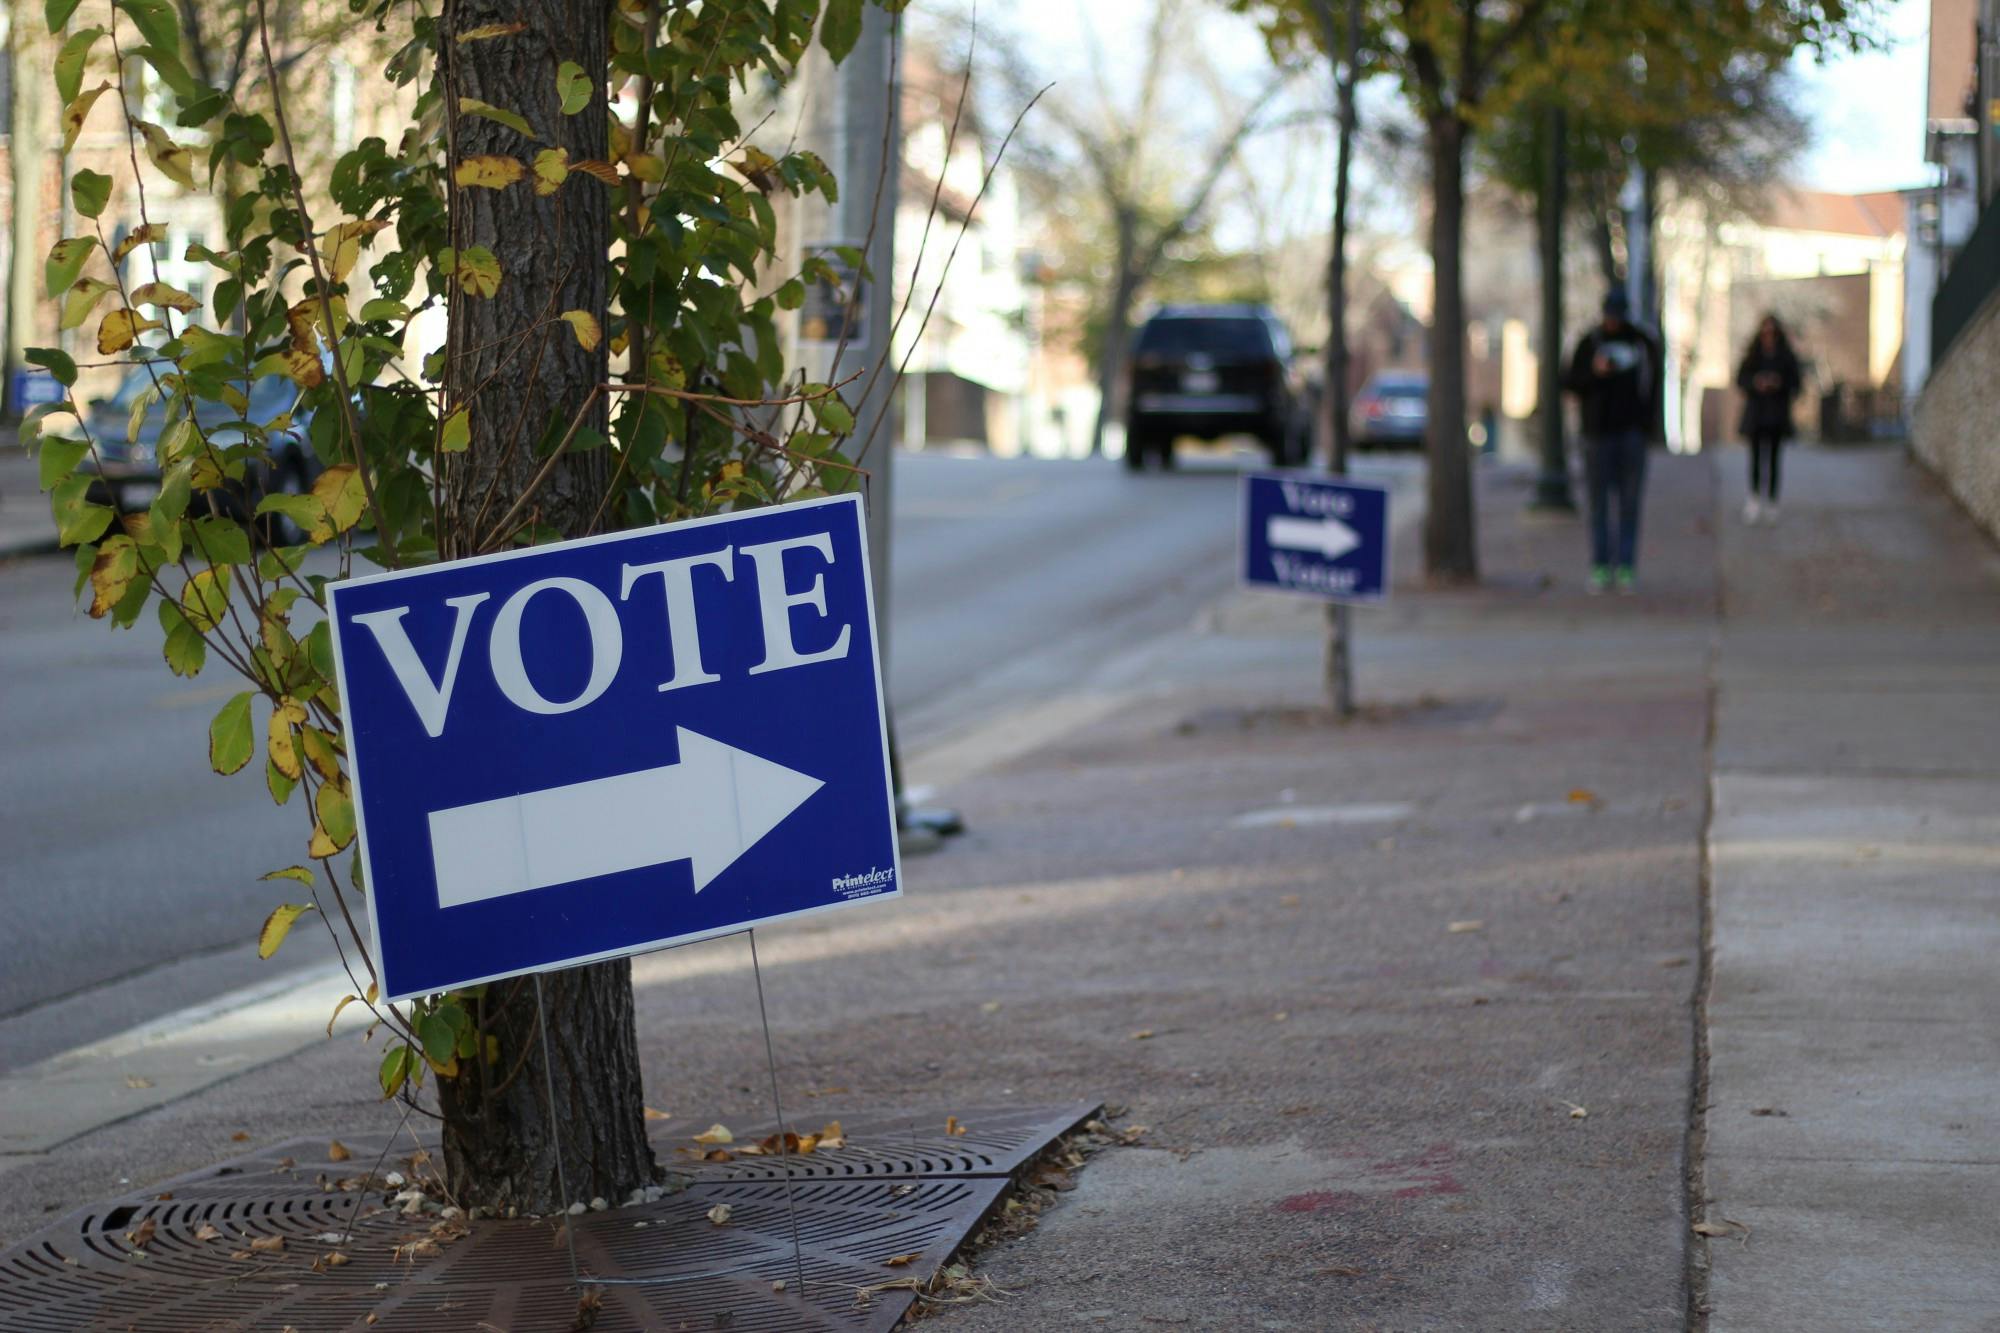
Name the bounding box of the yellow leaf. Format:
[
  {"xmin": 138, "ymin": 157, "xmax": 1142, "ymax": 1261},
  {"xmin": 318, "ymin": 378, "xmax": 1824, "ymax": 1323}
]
[
  {"xmin": 944, "ymin": 1116, "xmax": 968, "ymax": 1136},
  {"xmin": 268, "ymin": 697, "xmax": 307, "ymax": 781},
  {"xmin": 1447, "ymin": 920, "xmax": 1484, "ymax": 933},
  {"xmin": 310, "ymin": 463, "xmax": 367, "ymax": 534},
  {"xmin": 450, "ymin": 247, "xmax": 503, "ymax": 299},
  {"xmin": 558, "ymin": 310, "xmax": 601, "ymax": 352},
  {"xmin": 623, "ymin": 153, "xmax": 663, "ymax": 184},
  {"xmin": 62, "ymin": 82, "xmax": 112, "ymax": 153},
  {"xmin": 98, "ymin": 308, "xmax": 162, "ymax": 355},
  {"xmin": 569, "ymin": 158, "xmax": 623, "ymax": 186},
  {"xmin": 731, "ymin": 146, "xmax": 779, "ymax": 191},
  {"xmin": 453, "ymin": 155, "xmax": 526, "ymax": 190},
  {"xmin": 61, "ymin": 278, "xmax": 116, "ymax": 331},
  {"xmin": 692, "ymin": 1124, "xmax": 733, "ymax": 1145},
  {"xmin": 131, "ymin": 281, "xmax": 201, "ymax": 313},
  {"xmin": 705, "ymin": 1204, "xmax": 732, "ymax": 1226},
  {"xmin": 326, "ymin": 994, "xmax": 361, "ymax": 1037},
  {"xmin": 113, "ymin": 223, "xmax": 168, "ymax": 264},
  {"xmin": 440, "ymin": 407, "xmax": 471, "ymax": 452},
  {"xmin": 643, "ymin": 1106, "xmax": 670, "ymax": 1120},
  {"xmin": 300, "ymin": 726, "xmax": 341, "ymax": 783},
  {"xmin": 455, "ymin": 20, "xmax": 526, "ymax": 41},
  {"xmin": 258, "ymin": 903, "xmax": 315, "ymax": 959},
  {"xmin": 137, "ymin": 121, "xmax": 197, "ymax": 190},
  {"xmin": 327, "ymin": 1139, "xmax": 351, "ymax": 1162},
  {"xmin": 532, "ymin": 147, "xmax": 569, "ymax": 196},
  {"xmin": 326, "ymin": 219, "xmax": 390, "ymax": 285},
  {"xmin": 308, "ymin": 822, "xmax": 338, "ymax": 858},
  {"xmin": 87, "ymin": 539, "xmax": 140, "ymax": 618}
]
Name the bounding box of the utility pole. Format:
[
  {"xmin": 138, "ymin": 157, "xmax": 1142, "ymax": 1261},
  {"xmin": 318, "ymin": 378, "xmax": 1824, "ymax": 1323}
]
[{"xmin": 1531, "ymin": 102, "xmax": 1575, "ymax": 511}]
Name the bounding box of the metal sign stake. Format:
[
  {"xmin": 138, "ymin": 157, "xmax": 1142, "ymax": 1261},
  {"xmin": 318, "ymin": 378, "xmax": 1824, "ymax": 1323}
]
[{"xmin": 750, "ymin": 929, "xmax": 812, "ymax": 1295}]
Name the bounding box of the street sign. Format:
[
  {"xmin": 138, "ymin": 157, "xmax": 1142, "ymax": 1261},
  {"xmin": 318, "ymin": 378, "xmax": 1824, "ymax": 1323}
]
[
  {"xmin": 327, "ymin": 493, "xmax": 899, "ymax": 1002},
  {"xmin": 1240, "ymin": 472, "xmax": 1389, "ymax": 604}
]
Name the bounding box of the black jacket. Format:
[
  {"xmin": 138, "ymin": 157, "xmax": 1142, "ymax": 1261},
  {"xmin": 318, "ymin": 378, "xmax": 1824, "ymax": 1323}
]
[
  {"xmin": 1735, "ymin": 342, "xmax": 1802, "ymax": 439},
  {"xmin": 1565, "ymin": 323, "xmax": 1663, "ymax": 439}
]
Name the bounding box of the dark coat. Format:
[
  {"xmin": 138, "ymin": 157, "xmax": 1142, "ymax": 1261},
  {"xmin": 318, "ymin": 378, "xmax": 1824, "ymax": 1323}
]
[
  {"xmin": 1565, "ymin": 322, "xmax": 1663, "ymax": 439},
  {"xmin": 1736, "ymin": 340, "xmax": 1802, "ymax": 439}
]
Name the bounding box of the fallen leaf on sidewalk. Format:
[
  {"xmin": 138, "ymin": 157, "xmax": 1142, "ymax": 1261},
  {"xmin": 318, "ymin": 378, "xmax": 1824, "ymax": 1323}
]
[
  {"xmin": 945, "ymin": 1116, "xmax": 969, "ymax": 1137},
  {"xmin": 706, "ymin": 1204, "xmax": 733, "ymax": 1226},
  {"xmin": 1447, "ymin": 920, "xmax": 1484, "ymax": 934},
  {"xmin": 1567, "ymin": 788, "xmax": 1599, "ymax": 805},
  {"xmin": 818, "ymin": 1121, "xmax": 846, "ymax": 1149},
  {"xmin": 1272, "ymin": 1012, "xmax": 1289, "ymax": 1022},
  {"xmin": 1130, "ymin": 1030, "xmax": 1155, "ymax": 1041},
  {"xmin": 981, "ymin": 1001, "xmax": 1002, "ymax": 1013},
  {"xmin": 691, "ymin": 1123, "xmax": 733, "ymax": 1145},
  {"xmin": 643, "ymin": 1106, "xmax": 670, "ymax": 1120},
  {"xmin": 1692, "ymin": 1218, "xmax": 1748, "ymax": 1240},
  {"xmin": 883, "ymin": 1253, "xmax": 920, "ymax": 1267},
  {"xmin": 125, "ymin": 1074, "xmax": 153, "ymax": 1089},
  {"xmin": 194, "ymin": 1223, "xmax": 223, "ymax": 1242},
  {"xmin": 327, "ymin": 1140, "xmax": 351, "ymax": 1162},
  {"xmin": 231, "ymin": 1131, "xmax": 250, "ymax": 1141},
  {"xmin": 1559, "ymin": 1101, "xmax": 1588, "ymax": 1120},
  {"xmin": 249, "ymin": 1234, "xmax": 284, "ymax": 1254},
  {"xmin": 127, "ymin": 1218, "xmax": 156, "ymax": 1250},
  {"xmin": 1660, "ymin": 957, "xmax": 1690, "ymax": 968}
]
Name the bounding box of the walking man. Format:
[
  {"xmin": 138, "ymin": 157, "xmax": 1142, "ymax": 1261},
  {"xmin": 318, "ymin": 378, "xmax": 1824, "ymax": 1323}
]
[{"xmin": 1565, "ymin": 289, "xmax": 1663, "ymax": 595}]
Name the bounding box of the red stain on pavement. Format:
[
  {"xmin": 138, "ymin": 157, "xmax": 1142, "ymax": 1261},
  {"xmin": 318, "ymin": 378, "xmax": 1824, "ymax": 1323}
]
[{"xmin": 1275, "ymin": 1143, "xmax": 1464, "ymax": 1214}]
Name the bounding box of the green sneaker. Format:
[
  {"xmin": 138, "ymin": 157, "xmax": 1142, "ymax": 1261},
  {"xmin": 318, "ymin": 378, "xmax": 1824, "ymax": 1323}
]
[
  {"xmin": 1587, "ymin": 565, "xmax": 1611, "ymax": 595},
  {"xmin": 1615, "ymin": 566, "xmax": 1637, "ymax": 595}
]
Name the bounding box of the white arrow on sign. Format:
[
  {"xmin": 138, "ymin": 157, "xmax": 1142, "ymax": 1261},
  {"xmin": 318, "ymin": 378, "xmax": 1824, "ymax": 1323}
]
[
  {"xmin": 426, "ymin": 727, "xmax": 824, "ymax": 909},
  {"xmin": 1267, "ymin": 513, "xmax": 1361, "ymax": 560}
]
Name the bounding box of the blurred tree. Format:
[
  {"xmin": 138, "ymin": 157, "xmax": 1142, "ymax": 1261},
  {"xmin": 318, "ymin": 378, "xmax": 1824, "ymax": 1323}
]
[
  {"xmin": 991, "ymin": 0, "xmax": 1296, "ymax": 456},
  {"xmin": 1238, "ymin": 0, "xmax": 1876, "ymax": 583}
]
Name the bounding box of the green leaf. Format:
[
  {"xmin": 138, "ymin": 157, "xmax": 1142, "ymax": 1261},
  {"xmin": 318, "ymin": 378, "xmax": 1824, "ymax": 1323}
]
[
  {"xmin": 50, "ymin": 475, "xmax": 114, "ymax": 546},
  {"xmin": 55, "ymin": 27, "xmax": 103, "ymax": 103},
  {"xmin": 258, "ymin": 902, "xmax": 313, "ymax": 959},
  {"xmin": 440, "ymin": 407, "xmax": 471, "ymax": 452},
  {"xmin": 37, "ymin": 437, "xmax": 90, "ymax": 490},
  {"xmin": 44, "ymin": 238, "xmax": 95, "ymax": 300},
  {"xmin": 151, "ymin": 459, "xmax": 192, "ymax": 529},
  {"xmin": 25, "ymin": 347, "xmax": 77, "ymax": 389},
  {"xmin": 69, "ymin": 169, "xmax": 112, "ymax": 218},
  {"xmin": 808, "ymin": 385, "xmax": 854, "ymax": 434},
  {"xmin": 159, "ymin": 599, "xmax": 206, "ymax": 677},
  {"xmin": 318, "ymin": 780, "xmax": 356, "ymax": 849},
  {"xmin": 775, "ymin": 278, "xmax": 805, "ymax": 311},
  {"xmin": 181, "ymin": 566, "xmax": 230, "ymax": 631},
  {"xmin": 820, "ymin": 0, "xmax": 864, "ymax": 62},
  {"xmin": 261, "ymin": 864, "xmax": 316, "ymax": 888},
  {"xmin": 418, "ymin": 1011, "xmax": 456, "ymax": 1066},
  {"xmin": 359, "ymin": 298, "xmax": 410, "ymax": 322},
  {"xmin": 45, "ymin": 0, "xmax": 83, "ymax": 33},
  {"xmin": 189, "ymin": 514, "xmax": 252, "ymax": 566},
  {"xmin": 556, "ymin": 61, "xmax": 592, "ymax": 115},
  {"xmin": 209, "ymin": 691, "xmax": 255, "ymax": 775},
  {"xmin": 457, "ymin": 96, "xmax": 533, "ymax": 138},
  {"xmin": 266, "ymin": 754, "xmax": 297, "ymax": 806},
  {"xmin": 304, "ymin": 620, "xmax": 336, "ymax": 680},
  {"xmin": 451, "ymin": 246, "xmax": 502, "ymax": 298},
  {"xmin": 378, "ymin": 1042, "xmax": 415, "ymax": 1099},
  {"xmin": 113, "ymin": 0, "xmax": 179, "ymax": 58}
]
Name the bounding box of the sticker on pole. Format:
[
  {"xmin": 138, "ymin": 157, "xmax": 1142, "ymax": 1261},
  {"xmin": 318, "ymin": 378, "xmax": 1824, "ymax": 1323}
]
[
  {"xmin": 326, "ymin": 493, "xmax": 900, "ymax": 1002},
  {"xmin": 1240, "ymin": 472, "xmax": 1389, "ymax": 603}
]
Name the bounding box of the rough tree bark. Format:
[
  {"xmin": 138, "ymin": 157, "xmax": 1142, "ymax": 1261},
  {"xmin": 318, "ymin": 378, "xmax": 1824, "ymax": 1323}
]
[
  {"xmin": 1423, "ymin": 109, "xmax": 1477, "ymax": 582},
  {"xmin": 1091, "ymin": 210, "xmax": 1139, "ymax": 458},
  {"xmin": 433, "ymin": 0, "xmax": 656, "ymax": 1215}
]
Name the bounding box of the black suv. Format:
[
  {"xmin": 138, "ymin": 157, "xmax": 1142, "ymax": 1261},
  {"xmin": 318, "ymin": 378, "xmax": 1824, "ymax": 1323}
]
[{"xmin": 1125, "ymin": 304, "xmax": 1305, "ymax": 470}]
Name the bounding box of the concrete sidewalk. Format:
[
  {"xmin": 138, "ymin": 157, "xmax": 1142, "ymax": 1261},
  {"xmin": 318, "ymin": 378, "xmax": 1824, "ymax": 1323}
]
[{"xmin": 1699, "ymin": 444, "xmax": 2000, "ymax": 1329}]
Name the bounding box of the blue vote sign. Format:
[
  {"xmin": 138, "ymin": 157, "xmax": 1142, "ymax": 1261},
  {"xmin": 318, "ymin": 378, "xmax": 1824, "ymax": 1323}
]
[
  {"xmin": 1240, "ymin": 472, "xmax": 1390, "ymax": 604},
  {"xmin": 326, "ymin": 493, "xmax": 899, "ymax": 1002}
]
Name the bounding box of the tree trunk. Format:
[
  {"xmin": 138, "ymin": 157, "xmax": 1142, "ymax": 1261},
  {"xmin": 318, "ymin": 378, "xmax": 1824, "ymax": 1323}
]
[
  {"xmin": 1318, "ymin": 0, "xmax": 1360, "ymax": 473},
  {"xmin": 1090, "ymin": 215, "xmax": 1139, "ymax": 458},
  {"xmin": 1531, "ymin": 102, "xmax": 1574, "ymax": 510},
  {"xmin": 1423, "ymin": 110, "xmax": 1477, "ymax": 582},
  {"xmin": 433, "ymin": 0, "xmax": 656, "ymax": 1216}
]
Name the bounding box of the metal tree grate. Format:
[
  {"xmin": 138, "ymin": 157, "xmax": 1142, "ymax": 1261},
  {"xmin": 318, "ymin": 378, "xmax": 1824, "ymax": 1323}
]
[{"xmin": 0, "ymin": 1103, "xmax": 1098, "ymax": 1332}]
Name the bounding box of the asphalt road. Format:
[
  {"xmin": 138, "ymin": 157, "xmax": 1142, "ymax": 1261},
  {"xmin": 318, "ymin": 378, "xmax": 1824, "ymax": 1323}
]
[{"xmin": 0, "ymin": 446, "xmax": 1272, "ymax": 1069}]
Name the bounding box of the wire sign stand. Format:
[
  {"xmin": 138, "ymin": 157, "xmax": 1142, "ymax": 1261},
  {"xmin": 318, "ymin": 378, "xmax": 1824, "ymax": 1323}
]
[{"xmin": 531, "ymin": 928, "xmax": 812, "ymax": 1296}]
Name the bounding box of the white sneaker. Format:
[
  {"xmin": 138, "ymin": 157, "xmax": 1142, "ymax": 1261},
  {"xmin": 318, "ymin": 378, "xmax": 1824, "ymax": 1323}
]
[{"xmin": 1743, "ymin": 497, "xmax": 1762, "ymax": 524}]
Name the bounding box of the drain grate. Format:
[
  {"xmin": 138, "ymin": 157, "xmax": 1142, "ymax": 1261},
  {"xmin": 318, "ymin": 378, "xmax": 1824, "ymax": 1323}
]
[{"xmin": 0, "ymin": 1103, "xmax": 1097, "ymax": 1332}]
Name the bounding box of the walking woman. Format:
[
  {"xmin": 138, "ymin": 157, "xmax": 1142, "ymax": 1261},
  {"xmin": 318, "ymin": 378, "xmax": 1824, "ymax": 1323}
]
[{"xmin": 1736, "ymin": 315, "xmax": 1802, "ymax": 523}]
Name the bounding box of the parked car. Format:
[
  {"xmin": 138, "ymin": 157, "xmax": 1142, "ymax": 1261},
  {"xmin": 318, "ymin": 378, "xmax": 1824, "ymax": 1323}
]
[
  {"xmin": 81, "ymin": 367, "xmax": 324, "ymax": 542},
  {"xmin": 1125, "ymin": 304, "xmax": 1306, "ymax": 470},
  {"xmin": 1350, "ymin": 370, "xmax": 1429, "ymax": 450}
]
